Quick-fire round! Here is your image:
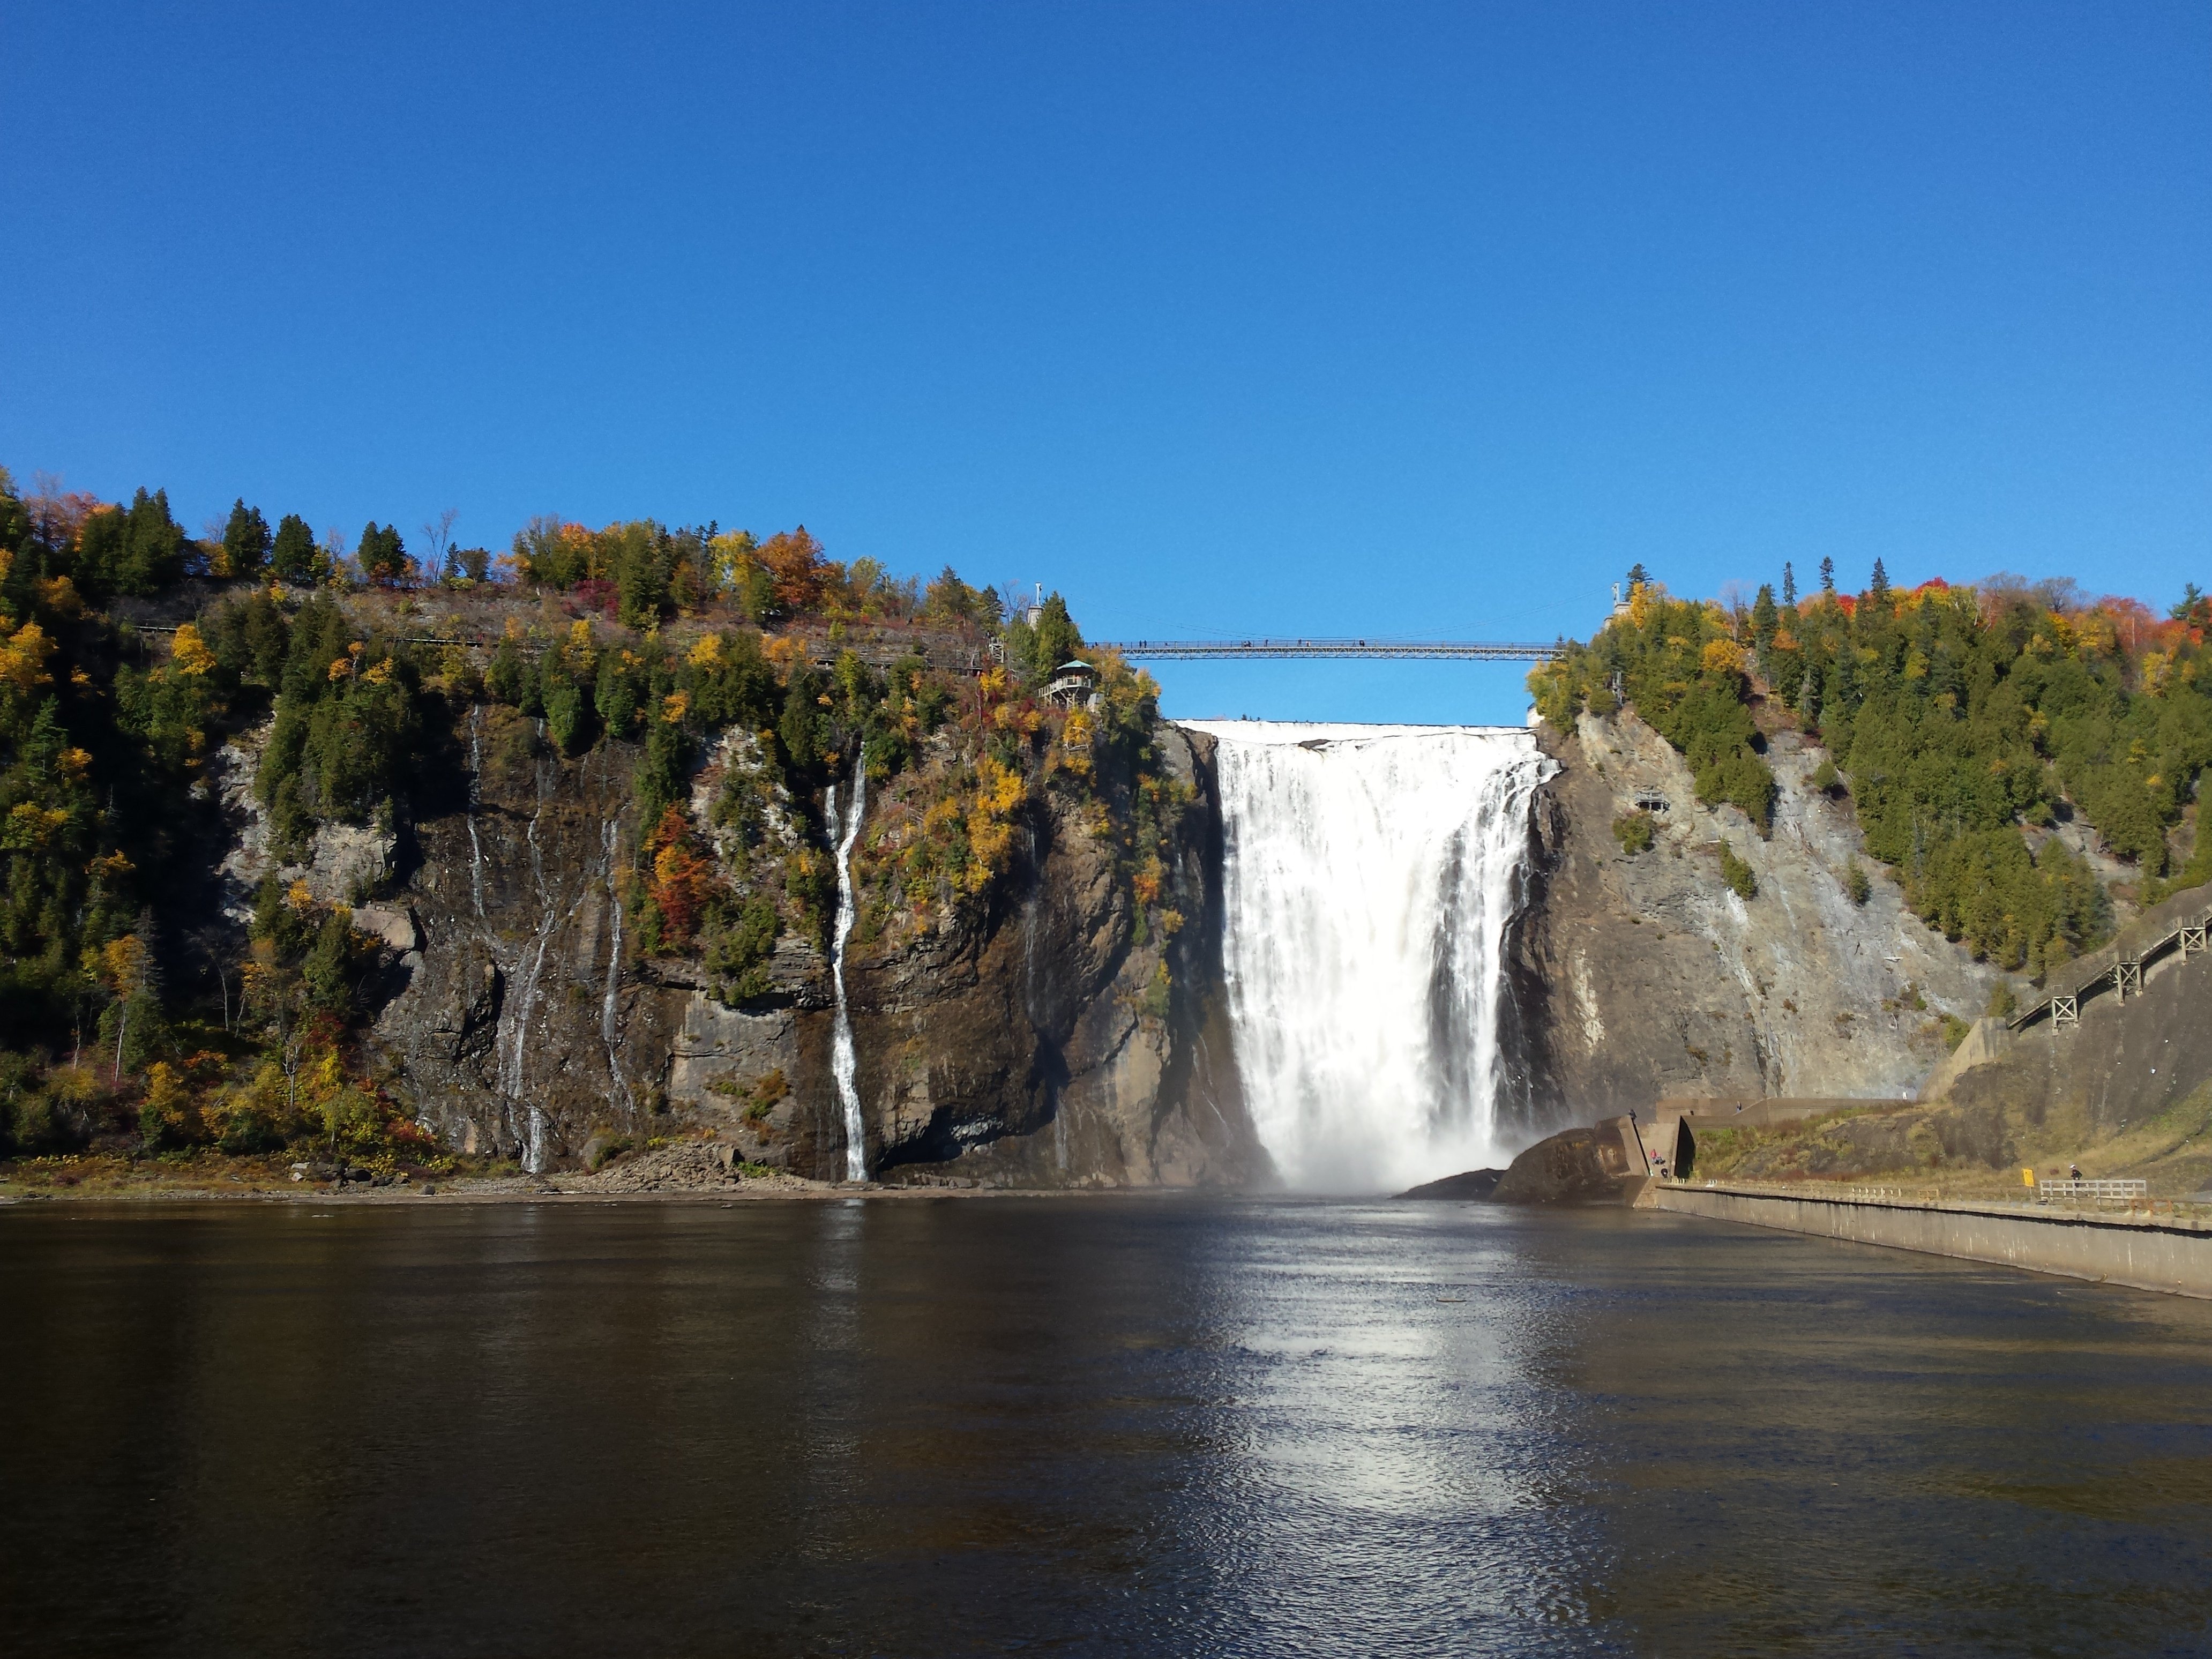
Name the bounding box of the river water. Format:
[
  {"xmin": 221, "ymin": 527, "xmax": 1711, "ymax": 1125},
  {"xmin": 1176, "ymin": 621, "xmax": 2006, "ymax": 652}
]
[{"xmin": 3, "ymin": 1199, "xmax": 2208, "ymax": 1657}]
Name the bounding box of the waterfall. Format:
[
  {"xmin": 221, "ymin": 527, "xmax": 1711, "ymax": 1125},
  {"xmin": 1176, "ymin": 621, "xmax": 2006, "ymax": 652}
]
[
  {"xmin": 1185, "ymin": 721, "xmax": 1553, "ymax": 1193},
  {"xmin": 827, "ymin": 768, "xmax": 869, "ymax": 1182},
  {"xmin": 600, "ymin": 816, "xmax": 633, "ymax": 1114},
  {"xmin": 466, "ymin": 705, "xmax": 487, "ymax": 920}
]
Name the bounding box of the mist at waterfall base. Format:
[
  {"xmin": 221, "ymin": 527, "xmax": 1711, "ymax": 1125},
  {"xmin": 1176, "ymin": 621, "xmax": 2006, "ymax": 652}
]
[{"xmin": 1186, "ymin": 722, "xmax": 1554, "ymax": 1193}]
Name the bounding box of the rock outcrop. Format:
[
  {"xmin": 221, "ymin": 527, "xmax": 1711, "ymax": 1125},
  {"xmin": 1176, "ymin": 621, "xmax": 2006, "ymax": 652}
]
[
  {"xmin": 221, "ymin": 706, "xmax": 1264, "ymax": 1187},
  {"xmin": 1507, "ymin": 710, "xmax": 2012, "ymax": 1122}
]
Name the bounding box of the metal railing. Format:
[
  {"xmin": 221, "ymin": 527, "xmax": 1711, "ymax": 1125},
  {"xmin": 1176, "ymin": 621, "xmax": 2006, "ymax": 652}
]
[
  {"xmin": 1681, "ymin": 1178, "xmax": 2201, "ymax": 1219},
  {"xmin": 2034, "ymin": 1178, "xmax": 2149, "ymax": 1204}
]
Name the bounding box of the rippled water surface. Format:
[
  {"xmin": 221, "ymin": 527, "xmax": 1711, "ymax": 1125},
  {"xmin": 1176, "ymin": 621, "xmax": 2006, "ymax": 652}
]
[{"xmin": 3, "ymin": 1198, "xmax": 2209, "ymax": 1656}]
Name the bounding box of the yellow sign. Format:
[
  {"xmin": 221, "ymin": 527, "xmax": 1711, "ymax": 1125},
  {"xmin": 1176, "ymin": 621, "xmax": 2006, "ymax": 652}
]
[{"xmin": 2022, "ymin": 1168, "xmax": 2037, "ymax": 1187}]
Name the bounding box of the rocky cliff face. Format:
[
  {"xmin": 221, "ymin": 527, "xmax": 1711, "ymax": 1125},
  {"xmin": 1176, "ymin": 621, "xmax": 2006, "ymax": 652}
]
[
  {"xmin": 209, "ymin": 693, "xmax": 2052, "ymax": 1189},
  {"xmin": 218, "ymin": 708, "xmax": 1264, "ymax": 1187},
  {"xmin": 1506, "ymin": 710, "xmax": 2013, "ymax": 1122}
]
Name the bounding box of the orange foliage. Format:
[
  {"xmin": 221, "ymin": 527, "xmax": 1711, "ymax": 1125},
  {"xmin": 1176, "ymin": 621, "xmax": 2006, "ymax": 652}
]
[
  {"xmin": 757, "ymin": 527, "xmax": 831, "ymax": 614},
  {"xmin": 644, "ymin": 807, "xmax": 721, "ymax": 950}
]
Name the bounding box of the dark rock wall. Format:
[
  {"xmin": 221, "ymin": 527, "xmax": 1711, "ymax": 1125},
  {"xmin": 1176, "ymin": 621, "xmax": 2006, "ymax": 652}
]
[{"xmin": 322, "ymin": 710, "xmax": 1265, "ymax": 1186}]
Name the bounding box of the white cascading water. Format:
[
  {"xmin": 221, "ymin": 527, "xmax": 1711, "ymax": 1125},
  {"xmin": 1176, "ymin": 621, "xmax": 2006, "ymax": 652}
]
[
  {"xmin": 827, "ymin": 768, "xmax": 869, "ymax": 1181},
  {"xmin": 1184, "ymin": 722, "xmax": 1554, "ymax": 1193}
]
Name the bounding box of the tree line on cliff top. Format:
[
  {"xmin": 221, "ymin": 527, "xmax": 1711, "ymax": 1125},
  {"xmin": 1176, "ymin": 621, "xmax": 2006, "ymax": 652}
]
[
  {"xmin": 1531, "ymin": 559, "xmax": 2212, "ymax": 977},
  {"xmin": 0, "ymin": 466, "xmax": 1146, "ymax": 1170}
]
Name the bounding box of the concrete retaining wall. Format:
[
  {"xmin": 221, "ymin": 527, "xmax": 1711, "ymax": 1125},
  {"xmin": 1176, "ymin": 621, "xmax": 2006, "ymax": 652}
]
[{"xmin": 1650, "ymin": 1185, "xmax": 2212, "ymax": 1298}]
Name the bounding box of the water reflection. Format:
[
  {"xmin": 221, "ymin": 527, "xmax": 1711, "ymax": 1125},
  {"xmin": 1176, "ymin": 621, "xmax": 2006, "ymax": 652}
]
[{"xmin": 2, "ymin": 1199, "xmax": 2208, "ymax": 1656}]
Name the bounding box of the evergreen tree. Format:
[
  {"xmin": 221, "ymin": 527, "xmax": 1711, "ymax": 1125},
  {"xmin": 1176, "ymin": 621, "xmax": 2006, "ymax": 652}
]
[
  {"xmin": 357, "ymin": 522, "xmax": 409, "ymax": 585},
  {"xmin": 222, "ymin": 499, "xmax": 272, "ymax": 578},
  {"xmin": 1781, "ymin": 562, "xmax": 1797, "ymax": 607},
  {"xmin": 1751, "ymin": 584, "xmax": 1778, "ymax": 652},
  {"xmin": 1869, "ymin": 558, "xmax": 1890, "ymax": 602},
  {"xmin": 271, "ymin": 514, "xmax": 320, "ymax": 583},
  {"xmin": 1026, "ymin": 593, "xmax": 1084, "ymax": 683},
  {"xmin": 1819, "ymin": 555, "xmax": 1836, "ymax": 595},
  {"xmin": 75, "ymin": 487, "xmax": 185, "ymax": 596},
  {"xmin": 1625, "ymin": 562, "xmax": 1652, "ymax": 594}
]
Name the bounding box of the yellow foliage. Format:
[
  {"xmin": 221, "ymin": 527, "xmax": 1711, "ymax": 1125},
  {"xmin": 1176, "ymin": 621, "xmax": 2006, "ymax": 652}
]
[
  {"xmin": 169, "ymin": 622, "xmax": 218, "ymax": 676},
  {"xmin": 962, "ymin": 753, "xmax": 1028, "ymax": 891},
  {"xmin": 1700, "ymin": 637, "xmax": 1748, "ymax": 677},
  {"xmin": 662, "ymin": 690, "xmax": 691, "ymax": 724},
  {"xmin": 3, "ymin": 802, "xmax": 69, "ymax": 849},
  {"xmin": 361, "ymin": 659, "xmax": 393, "ymax": 685},
  {"xmin": 1057, "ymin": 707, "xmax": 1095, "ymax": 777},
  {"xmin": 37, "ymin": 576, "xmax": 83, "ymax": 618},
  {"xmin": 0, "ymin": 617, "xmax": 56, "ymax": 703},
  {"xmin": 287, "ymin": 879, "xmax": 317, "ymax": 910},
  {"xmin": 652, "ymin": 842, "xmax": 688, "ymax": 886},
  {"xmin": 2073, "ymin": 610, "xmax": 2118, "ymax": 656},
  {"xmin": 564, "ymin": 618, "xmax": 596, "ymax": 674},
  {"xmin": 1627, "ymin": 580, "xmax": 1661, "ymax": 629},
  {"xmin": 327, "ymin": 655, "xmax": 351, "ymax": 681},
  {"xmin": 101, "ymin": 934, "xmax": 150, "ymax": 995},
  {"xmin": 141, "ymin": 1060, "xmax": 199, "ymax": 1141},
  {"xmin": 58, "ymin": 746, "xmax": 91, "ymax": 780},
  {"xmin": 687, "ymin": 633, "xmax": 724, "ymax": 669}
]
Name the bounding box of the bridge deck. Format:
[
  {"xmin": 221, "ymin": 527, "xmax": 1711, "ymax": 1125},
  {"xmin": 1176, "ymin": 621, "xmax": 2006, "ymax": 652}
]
[{"xmin": 1096, "ymin": 639, "xmax": 1562, "ymax": 661}]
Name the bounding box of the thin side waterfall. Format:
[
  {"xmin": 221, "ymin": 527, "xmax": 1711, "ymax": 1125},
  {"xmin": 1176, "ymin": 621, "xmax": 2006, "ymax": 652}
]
[
  {"xmin": 827, "ymin": 767, "xmax": 869, "ymax": 1181},
  {"xmin": 1184, "ymin": 721, "xmax": 1555, "ymax": 1193},
  {"xmin": 466, "ymin": 705, "xmax": 486, "ymax": 920},
  {"xmin": 600, "ymin": 816, "xmax": 633, "ymax": 1113}
]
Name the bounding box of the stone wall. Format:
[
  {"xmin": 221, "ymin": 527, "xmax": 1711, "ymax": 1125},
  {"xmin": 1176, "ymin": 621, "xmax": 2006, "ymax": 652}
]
[{"xmin": 1652, "ymin": 1185, "xmax": 2212, "ymax": 1299}]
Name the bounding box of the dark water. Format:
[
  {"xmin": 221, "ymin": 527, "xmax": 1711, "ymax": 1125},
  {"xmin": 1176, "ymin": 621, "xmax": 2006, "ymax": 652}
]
[{"xmin": 3, "ymin": 1198, "xmax": 2209, "ymax": 1657}]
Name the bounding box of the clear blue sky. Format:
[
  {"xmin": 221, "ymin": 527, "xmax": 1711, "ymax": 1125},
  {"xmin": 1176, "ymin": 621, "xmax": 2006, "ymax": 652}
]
[{"xmin": 5, "ymin": 2, "xmax": 2207, "ymax": 723}]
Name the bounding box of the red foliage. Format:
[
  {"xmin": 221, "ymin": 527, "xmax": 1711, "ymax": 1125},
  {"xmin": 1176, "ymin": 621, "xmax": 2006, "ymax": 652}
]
[
  {"xmin": 645, "ymin": 806, "xmax": 721, "ymax": 950},
  {"xmin": 572, "ymin": 577, "xmax": 621, "ymax": 616}
]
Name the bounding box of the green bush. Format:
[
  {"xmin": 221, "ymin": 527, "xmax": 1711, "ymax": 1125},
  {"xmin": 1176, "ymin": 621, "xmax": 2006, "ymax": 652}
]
[
  {"xmin": 1845, "ymin": 858, "xmax": 1872, "ymax": 906},
  {"xmin": 1718, "ymin": 840, "xmax": 1758, "ymax": 900},
  {"xmin": 1612, "ymin": 811, "xmax": 1655, "ymax": 854},
  {"xmin": 704, "ymin": 895, "xmax": 781, "ymax": 1006}
]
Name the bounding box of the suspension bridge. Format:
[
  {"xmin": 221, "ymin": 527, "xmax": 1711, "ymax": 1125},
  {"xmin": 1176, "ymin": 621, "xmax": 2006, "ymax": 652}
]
[{"xmin": 1094, "ymin": 638, "xmax": 1564, "ymax": 661}]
